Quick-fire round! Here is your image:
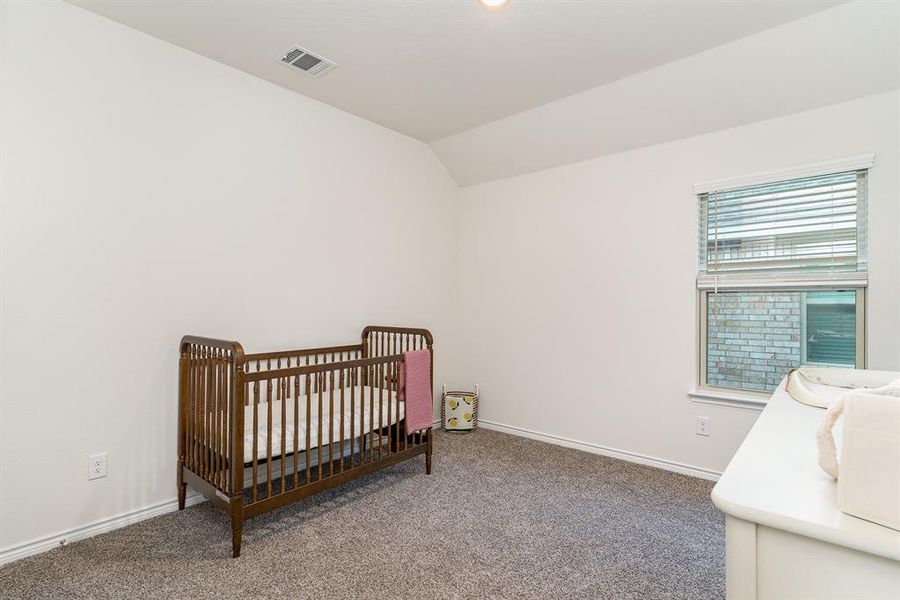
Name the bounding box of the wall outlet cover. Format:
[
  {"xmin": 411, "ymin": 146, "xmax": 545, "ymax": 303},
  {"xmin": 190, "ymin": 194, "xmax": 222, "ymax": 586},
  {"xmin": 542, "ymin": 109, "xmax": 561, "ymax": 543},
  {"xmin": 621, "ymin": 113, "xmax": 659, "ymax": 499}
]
[
  {"xmin": 88, "ymin": 453, "xmax": 108, "ymax": 480},
  {"xmin": 696, "ymin": 416, "xmax": 711, "ymax": 437}
]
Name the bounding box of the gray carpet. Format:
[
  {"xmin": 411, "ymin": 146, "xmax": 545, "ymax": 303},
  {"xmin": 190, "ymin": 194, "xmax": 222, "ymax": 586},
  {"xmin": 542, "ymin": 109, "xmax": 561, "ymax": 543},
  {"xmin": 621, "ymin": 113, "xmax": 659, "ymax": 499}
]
[{"xmin": 0, "ymin": 429, "xmax": 724, "ymax": 599}]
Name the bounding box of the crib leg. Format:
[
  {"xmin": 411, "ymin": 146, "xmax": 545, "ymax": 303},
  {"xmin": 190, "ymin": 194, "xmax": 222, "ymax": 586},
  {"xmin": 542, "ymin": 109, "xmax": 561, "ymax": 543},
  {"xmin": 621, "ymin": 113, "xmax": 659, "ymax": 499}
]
[
  {"xmin": 177, "ymin": 463, "xmax": 186, "ymax": 510},
  {"xmin": 425, "ymin": 429, "xmax": 433, "ymax": 475},
  {"xmin": 231, "ymin": 502, "xmax": 243, "ymax": 558}
]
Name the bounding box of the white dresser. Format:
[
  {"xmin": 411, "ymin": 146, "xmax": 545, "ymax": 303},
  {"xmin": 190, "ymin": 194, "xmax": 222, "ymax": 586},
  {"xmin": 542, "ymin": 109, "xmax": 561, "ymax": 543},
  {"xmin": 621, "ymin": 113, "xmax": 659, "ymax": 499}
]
[{"xmin": 712, "ymin": 382, "xmax": 900, "ymax": 599}]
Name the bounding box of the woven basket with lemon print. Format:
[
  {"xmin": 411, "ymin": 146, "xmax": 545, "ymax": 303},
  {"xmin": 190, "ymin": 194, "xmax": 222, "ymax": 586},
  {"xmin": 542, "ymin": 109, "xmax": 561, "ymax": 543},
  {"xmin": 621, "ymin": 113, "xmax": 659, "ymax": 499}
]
[{"xmin": 441, "ymin": 384, "xmax": 479, "ymax": 432}]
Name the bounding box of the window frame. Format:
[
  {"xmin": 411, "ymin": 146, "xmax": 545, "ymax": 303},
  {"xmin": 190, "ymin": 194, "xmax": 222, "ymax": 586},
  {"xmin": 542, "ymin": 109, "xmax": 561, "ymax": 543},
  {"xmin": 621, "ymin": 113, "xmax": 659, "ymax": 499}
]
[
  {"xmin": 697, "ymin": 287, "xmax": 866, "ymax": 399},
  {"xmin": 694, "ymin": 156, "xmax": 872, "ymax": 399}
]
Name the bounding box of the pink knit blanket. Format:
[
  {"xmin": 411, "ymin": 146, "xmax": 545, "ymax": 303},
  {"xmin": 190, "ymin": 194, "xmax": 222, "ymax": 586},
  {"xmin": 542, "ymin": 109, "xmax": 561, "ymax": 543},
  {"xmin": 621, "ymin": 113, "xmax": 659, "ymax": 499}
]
[{"xmin": 400, "ymin": 349, "xmax": 432, "ymax": 435}]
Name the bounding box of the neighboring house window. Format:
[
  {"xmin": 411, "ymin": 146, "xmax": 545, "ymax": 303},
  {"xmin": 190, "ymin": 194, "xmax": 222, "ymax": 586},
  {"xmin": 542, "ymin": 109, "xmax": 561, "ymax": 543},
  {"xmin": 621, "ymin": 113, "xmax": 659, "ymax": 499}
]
[{"xmin": 697, "ymin": 168, "xmax": 868, "ymax": 395}]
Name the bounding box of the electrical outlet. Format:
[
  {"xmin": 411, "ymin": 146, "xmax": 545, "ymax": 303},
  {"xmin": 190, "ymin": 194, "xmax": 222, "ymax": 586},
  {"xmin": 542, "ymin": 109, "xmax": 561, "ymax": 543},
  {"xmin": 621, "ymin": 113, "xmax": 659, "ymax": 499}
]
[
  {"xmin": 88, "ymin": 453, "xmax": 108, "ymax": 480},
  {"xmin": 696, "ymin": 416, "xmax": 711, "ymax": 437}
]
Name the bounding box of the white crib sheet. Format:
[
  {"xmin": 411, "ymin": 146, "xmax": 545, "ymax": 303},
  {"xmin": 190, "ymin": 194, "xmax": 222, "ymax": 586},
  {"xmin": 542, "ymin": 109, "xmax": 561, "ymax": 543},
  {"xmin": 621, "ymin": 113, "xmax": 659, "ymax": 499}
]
[{"xmin": 243, "ymin": 384, "xmax": 404, "ymax": 463}]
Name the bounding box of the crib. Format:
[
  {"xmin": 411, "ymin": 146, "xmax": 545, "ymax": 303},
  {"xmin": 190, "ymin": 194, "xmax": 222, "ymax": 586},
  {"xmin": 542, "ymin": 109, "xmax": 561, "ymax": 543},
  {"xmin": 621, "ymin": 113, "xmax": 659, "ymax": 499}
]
[{"xmin": 177, "ymin": 326, "xmax": 434, "ymax": 557}]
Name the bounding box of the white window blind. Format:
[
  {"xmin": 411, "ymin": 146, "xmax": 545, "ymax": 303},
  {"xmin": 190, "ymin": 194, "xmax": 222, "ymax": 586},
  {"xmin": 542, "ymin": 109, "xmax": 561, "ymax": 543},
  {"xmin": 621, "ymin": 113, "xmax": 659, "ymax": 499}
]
[{"xmin": 697, "ymin": 170, "xmax": 868, "ymax": 290}]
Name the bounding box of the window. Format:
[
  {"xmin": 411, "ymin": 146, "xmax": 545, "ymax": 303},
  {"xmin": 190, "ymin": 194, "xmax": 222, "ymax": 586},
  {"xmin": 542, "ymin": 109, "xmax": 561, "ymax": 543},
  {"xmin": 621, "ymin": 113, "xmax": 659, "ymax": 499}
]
[{"xmin": 697, "ymin": 165, "xmax": 868, "ymax": 395}]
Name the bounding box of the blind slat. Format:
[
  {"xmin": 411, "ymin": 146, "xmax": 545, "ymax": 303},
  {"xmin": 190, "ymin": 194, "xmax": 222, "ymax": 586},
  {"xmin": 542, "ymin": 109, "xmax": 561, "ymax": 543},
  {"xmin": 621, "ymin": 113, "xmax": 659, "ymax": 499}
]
[
  {"xmin": 698, "ymin": 170, "xmax": 868, "ymax": 284},
  {"xmin": 711, "ymin": 187, "xmax": 857, "ymax": 212}
]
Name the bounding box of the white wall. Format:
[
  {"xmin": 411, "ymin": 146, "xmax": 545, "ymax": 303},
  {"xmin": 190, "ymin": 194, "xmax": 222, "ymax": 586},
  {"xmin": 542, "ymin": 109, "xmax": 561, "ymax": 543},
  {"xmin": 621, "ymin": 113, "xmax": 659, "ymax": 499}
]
[
  {"xmin": 0, "ymin": 1, "xmax": 458, "ymax": 551},
  {"xmin": 2, "ymin": 0, "xmax": 899, "ymax": 564},
  {"xmin": 454, "ymin": 91, "xmax": 900, "ymax": 474}
]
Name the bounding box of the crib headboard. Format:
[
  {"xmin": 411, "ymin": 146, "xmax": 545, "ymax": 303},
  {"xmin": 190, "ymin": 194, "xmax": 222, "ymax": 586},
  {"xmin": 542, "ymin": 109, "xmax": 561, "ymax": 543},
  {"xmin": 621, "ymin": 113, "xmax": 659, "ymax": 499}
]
[
  {"xmin": 362, "ymin": 325, "xmax": 433, "ymax": 390},
  {"xmin": 361, "ymin": 325, "xmax": 433, "ymax": 358},
  {"xmin": 179, "ymin": 335, "xmax": 246, "ymax": 496}
]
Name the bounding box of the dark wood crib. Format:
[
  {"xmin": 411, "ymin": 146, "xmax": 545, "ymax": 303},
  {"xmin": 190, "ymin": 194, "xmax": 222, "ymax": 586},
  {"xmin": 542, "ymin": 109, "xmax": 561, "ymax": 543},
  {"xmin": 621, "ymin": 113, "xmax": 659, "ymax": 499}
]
[{"xmin": 177, "ymin": 326, "xmax": 434, "ymax": 557}]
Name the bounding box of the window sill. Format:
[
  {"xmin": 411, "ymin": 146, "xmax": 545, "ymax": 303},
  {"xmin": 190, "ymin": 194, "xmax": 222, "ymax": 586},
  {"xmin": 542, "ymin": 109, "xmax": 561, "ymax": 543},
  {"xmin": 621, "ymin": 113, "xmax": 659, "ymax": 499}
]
[{"xmin": 688, "ymin": 388, "xmax": 768, "ymax": 411}]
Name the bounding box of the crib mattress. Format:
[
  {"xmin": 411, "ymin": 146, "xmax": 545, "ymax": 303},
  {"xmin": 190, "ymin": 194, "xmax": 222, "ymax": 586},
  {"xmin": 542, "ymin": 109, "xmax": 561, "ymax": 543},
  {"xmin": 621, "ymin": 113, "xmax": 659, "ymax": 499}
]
[{"xmin": 243, "ymin": 384, "xmax": 404, "ymax": 463}]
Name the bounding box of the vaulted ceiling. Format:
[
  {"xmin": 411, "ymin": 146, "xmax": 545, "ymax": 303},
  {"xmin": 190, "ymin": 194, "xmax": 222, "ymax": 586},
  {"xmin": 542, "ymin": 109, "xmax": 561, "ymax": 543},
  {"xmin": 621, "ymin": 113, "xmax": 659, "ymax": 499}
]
[
  {"xmin": 70, "ymin": 0, "xmax": 844, "ymax": 142},
  {"xmin": 68, "ymin": 1, "xmax": 898, "ymax": 186}
]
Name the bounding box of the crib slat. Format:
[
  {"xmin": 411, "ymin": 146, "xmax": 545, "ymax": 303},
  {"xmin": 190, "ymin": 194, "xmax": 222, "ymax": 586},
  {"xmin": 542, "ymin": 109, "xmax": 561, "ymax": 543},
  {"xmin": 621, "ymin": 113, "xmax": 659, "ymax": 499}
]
[
  {"xmin": 218, "ymin": 348, "xmax": 224, "ymax": 487},
  {"xmin": 213, "ymin": 353, "xmax": 221, "ymax": 481},
  {"xmin": 280, "ymin": 375, "xmax": 287, "ymax": 493},
  {"xmin": 213, "ymin": 349, "xmax": 220, "ymax": 488},
  {"xmin": 375, "ymin": 361, "xmax": 381, "ymax": 460},
  {"xmin": 223, "ymin": 354, "xmax": 230, "ymax": 493},
  {"xmin": 214, "ymin": 349, "xmax": 221, "ymax": 489},
  {"xmin": 390, "ymin": 359, "xmax": 396, "ymax": 453},
  {"xmin": 209, "ymin": 348, "xmax": 222, "ymax": 480},
  {"xmin": 224, "ymin": 353, "xmax": 231, "ymax": 492},
  {"xmin": 403, "ymin": 359, "xmax": 408, "ymax": 451},
  {"xmin": 368, "ymin": 364, "xmax": 375, "ymax": 463},
  {"xmin": 191, "ymin": 347, "xmax": 205, "ymax": 474},
  {"xmin": 361, "ymin": 364, "xmax": 368, "ymax": 463},
  {"xmin": 252, "ymin": 381, "xmax": 259, "ymax": 503},
  {"xmin": 387, "ymin": 361, "xmax": 393, "ymax": 455},
  {"xmin": 329, "ymin": 371, "xmax": 335, "ymax": 477},
  {"xmin": 351, "ymin": 367, "xmax": 357, "ymax": 466},
  {"xmin": 266, "ymin": 379, "xmax": 273, "ymax": 499},
  {"xmin": 317, "ymin": 372, "xmax": 323, "ymax": 481},
  {"xmin": 204, "ymin": 346, "xmax": 210, "ymax": 473},
  {"xmin": 205, "ymin": 348, "xmax": 212, "ymax": 483},
  {"xmin": 395, "ymin": 359, "xmax": 401, "ymax": 454},
  {"xmin": 305, "ymin": 372, "xmax": 311, "ymax": 484},
  {"xmin": 208, "ymin": 349, "xmax": 214, "ymax": 484},
  {"xmin": 361, "ymin": 364, "xmax": 367, "ymax": 463},
  {"xmin": 193, "ymin": 346, "xmax": 199, "ymax": 474},
  {"xmin": 190, "ymin": 346, "xmax": 196, "ymax": 475},
  {"xmin": 208, "ymin": 347, "xmax": 214, "ymax": 484},
  {"xmin": 415, "ymin": 337, "xmax": 421, "ymax": 447},
  {"xmin": 196, "ymin": 347, "xmax": 203, "ymax": 478},
  {"xmin": 202, "ymin": 347, "xmax": 210, "ymax": 478},
  {"xmin": 199, "ymin": 348, "xmax": 206, "ymax": 479},
  {"xmin": 378, "ymin": 362, "xmax": 384, "ymax": 459},
  {"xmin": 339, "ymin": 368, "xmax": 345, "ymax": 473},
  {"xmin": 187, "ymin": 346, "xmax": 194, "ymax": 475},
  {"xmin": 293, "ymin": 374, "xmax": 299, "ymax": 488}
]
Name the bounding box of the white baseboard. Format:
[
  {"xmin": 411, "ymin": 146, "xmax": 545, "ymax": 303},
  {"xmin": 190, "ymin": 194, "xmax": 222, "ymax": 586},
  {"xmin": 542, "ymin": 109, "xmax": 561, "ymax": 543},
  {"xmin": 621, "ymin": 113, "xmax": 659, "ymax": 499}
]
[
  {"xmin": 2, "ymin": 420, "xmax": 715, "ymax": 566},
  {"xmin": 0, "ymin": 492, "xmax": 206, "ymax": 566},
  {"xmin": 477, "ymin": 419, "xmax": 721, "ymax": 482}
]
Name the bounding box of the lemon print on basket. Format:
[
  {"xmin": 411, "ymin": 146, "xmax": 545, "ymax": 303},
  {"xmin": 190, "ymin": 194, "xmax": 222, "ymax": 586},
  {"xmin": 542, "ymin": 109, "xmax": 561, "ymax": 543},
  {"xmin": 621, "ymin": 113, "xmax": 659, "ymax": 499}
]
[{"xmin": 441, "ymin": 384, "xmax": 479, "ymax": 432}]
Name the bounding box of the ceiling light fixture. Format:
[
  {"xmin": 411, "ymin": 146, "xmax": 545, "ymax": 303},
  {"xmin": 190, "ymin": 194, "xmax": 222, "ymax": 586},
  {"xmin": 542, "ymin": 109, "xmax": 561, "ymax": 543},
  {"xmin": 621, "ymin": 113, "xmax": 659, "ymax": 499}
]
[{"xmin": 480, "ymin": 0, "xmax": 510, "ymax": 9}]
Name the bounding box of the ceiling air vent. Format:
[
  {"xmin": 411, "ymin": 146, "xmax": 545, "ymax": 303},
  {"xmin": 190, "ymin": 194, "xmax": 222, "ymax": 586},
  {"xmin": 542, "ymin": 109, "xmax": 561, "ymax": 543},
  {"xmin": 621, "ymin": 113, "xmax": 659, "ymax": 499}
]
[{"xmin": 278, "ymin": 45, "xmax": 336, "ymax": 78}]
